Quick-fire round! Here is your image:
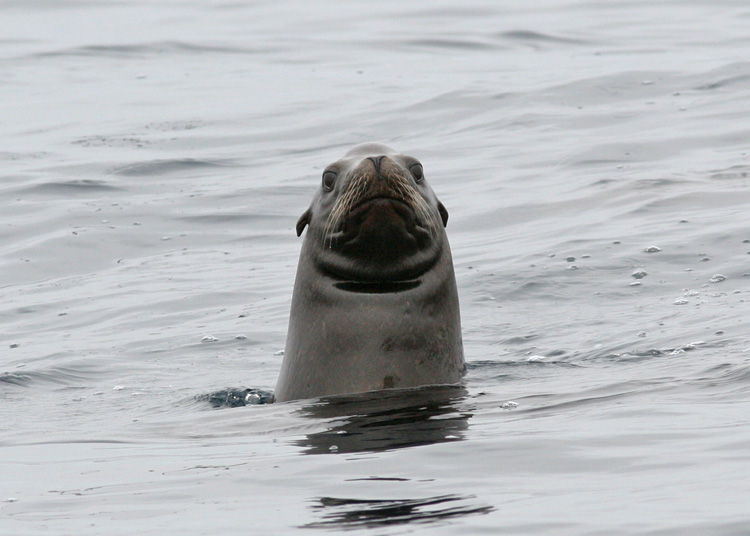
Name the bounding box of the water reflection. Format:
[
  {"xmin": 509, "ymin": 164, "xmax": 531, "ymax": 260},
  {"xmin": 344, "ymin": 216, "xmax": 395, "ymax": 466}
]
[
  {"xmin": 303, "ymin": 494, "xmax": 493, "ymax": 530},
  {"xmin": 295, "ymin": 385, "xmax": 471, "ymax": 454}
]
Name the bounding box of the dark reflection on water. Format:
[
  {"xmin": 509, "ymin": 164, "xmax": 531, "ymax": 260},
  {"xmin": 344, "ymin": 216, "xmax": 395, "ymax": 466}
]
[
  {"xmin": 304, "ymin": 494, "xmax": 493, "ymax": 530},
  {"xmin": 295, "ymin": 385, "xmax": 471, "ymax": 455}
]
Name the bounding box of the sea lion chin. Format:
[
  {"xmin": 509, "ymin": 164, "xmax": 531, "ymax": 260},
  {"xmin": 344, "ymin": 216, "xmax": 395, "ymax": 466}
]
[{"xmin": 274, "ymin": 143, "xmax": 465, "ymax": 402}]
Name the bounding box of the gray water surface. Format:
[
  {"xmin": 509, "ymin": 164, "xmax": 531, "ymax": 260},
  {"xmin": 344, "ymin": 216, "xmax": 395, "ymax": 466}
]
[{"xmin": 2, "ymin": 1, "xmax": 750, "ymax": 534}]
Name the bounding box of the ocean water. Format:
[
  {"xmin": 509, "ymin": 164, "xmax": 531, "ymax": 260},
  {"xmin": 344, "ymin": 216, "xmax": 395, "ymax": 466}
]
[{"xmin": 2, "ymin": 0, "xmax": 750, "ymax": 534}]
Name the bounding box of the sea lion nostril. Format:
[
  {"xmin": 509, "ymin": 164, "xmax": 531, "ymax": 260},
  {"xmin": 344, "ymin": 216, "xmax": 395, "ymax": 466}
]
[{"xmin": 367, "ymin": 155, "xmax": 386, "ymax": 172}]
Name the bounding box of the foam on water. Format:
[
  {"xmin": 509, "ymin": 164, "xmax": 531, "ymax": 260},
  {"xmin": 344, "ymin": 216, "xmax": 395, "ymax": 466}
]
[{"xmin": 2, "ymin": 0, "xmax": 750, "ymax": 534}]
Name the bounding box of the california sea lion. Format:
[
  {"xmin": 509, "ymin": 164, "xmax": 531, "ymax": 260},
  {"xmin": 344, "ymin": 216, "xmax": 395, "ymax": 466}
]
[{"xmin": 274, "ymin": 143, "xmax": 464, "ymax": 402}]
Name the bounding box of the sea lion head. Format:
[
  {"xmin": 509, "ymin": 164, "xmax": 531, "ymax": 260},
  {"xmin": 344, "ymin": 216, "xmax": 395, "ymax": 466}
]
[{"xmin": 296, "ymin": 143, "xmax": 450, "ymax": 282}]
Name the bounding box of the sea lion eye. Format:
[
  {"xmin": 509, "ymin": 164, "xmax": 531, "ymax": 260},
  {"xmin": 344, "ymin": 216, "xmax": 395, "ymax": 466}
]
[
  {"xmin": 322, "ymin": 170, "xmax": 337, "ymax": 191},
  {"xmin": 410, "ymin": 163, "xmax": 424, "ymax": 183}
]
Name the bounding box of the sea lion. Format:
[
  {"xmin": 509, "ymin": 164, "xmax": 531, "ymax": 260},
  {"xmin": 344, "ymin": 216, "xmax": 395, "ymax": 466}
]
[{"xmin": 274, "ymin": 143, "xmax": 464, "ymax": 402}]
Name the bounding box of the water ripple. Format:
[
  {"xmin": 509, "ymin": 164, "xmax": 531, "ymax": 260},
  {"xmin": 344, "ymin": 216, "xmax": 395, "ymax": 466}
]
[
  {"xmin": 108, "ymin": 158, "xmax": 237, "ymax": 176},
  {"xmin": 29, "ymin": 40, "xmax": 278, "ymax": 60}
]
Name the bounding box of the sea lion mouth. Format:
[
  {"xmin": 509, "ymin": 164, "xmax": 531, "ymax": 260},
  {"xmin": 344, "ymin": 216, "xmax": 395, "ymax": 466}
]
[
  {"xmin": 351, "ymin": 194, "xmax": 409, "ymax": 213},
  {"xmin": 325, "ymin": 193, "xmax": 436, "ymax": 249},
  {"xmin": 329, "ymin": 196, "xmax": 432, "ymax": 251}
]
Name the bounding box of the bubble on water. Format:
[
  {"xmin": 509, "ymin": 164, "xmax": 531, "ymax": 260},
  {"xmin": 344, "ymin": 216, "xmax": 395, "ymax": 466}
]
[
  {"xmin": 644, "ymin": 246, "xmax": 661, "ymax": 253},
  {"xmin": 709, "ymin": 274, "xmax": 726, "ymax": 283},
  {"xmin": 630, "ymin": 281, "xmax": 642, "ymax": 286},
  {"xmin": 674, "ymin": 298, "xmax": 689, "ymax": 305},
  {"xmin": 527, "ymin": 355, "xmax": 546, "ymax": 362},
  {"xmin": 632, "ymin": 269, "xmax": 647, "ymax": 279},
  {"xmin": 201, "ymin": 335, "xmax": 219, "ymax": 343},
  {"xmin": 235, "ymin": 334, "xmax": 247, "ymax": 340},
  {"xmin": 501, "ymin": 401, "xmax": 518, "ymax": 410},
  {"xmin": 161, "ymin": 236, "xmax": 170, "ymax": 241},
  {"xmin": 274, "ymin": 349, "xmax": 284, "ymax": 356},
  {"xmin": 329, "ymin": 445, "xmax": 339, "ymax": 452}
]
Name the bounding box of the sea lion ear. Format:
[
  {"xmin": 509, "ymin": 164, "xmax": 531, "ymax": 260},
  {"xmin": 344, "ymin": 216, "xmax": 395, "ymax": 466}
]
[
  {"xmin": 437, "ymin": 201, "xmax": 449, "ymax": 227},
  {"xmin": 296, "ymin": 207, "xmax": 312, "ymax": 237}
]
